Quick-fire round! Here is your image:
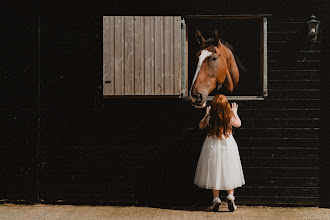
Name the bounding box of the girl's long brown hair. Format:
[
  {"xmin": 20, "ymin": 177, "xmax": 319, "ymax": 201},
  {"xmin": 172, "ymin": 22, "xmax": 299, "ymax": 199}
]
[{"xmin": 206, "ymin": 94, "xmax": 233, "ymax": 140}]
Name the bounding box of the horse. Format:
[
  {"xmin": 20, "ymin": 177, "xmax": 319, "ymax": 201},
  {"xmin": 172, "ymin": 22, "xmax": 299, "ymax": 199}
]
[{"xmin": 189, "ymin": 28, "xmax": 240, "ymax": 108}]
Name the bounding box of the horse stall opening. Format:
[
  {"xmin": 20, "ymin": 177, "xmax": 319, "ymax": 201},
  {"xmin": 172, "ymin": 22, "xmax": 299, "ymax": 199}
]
[{"xmin": 185, "ymin": 15, "xmax": 265, "ymax": 98}]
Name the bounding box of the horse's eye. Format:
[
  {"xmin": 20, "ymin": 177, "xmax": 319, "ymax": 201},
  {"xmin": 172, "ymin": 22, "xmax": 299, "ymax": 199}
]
[{"xmin": 212, "ymin": 57, "xmax": 218, "ymax": 61}]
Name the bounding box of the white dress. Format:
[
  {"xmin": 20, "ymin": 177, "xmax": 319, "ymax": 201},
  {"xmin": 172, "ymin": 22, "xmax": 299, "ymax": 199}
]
[{"xmin": 194, "ymin": 123, "xmax": 245, "ymax": 190}]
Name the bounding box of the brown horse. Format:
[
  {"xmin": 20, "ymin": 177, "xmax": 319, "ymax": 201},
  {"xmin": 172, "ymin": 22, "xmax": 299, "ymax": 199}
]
[{"xmin": 189, "ymin": 28, "xmax": 240, "ymax": 108}]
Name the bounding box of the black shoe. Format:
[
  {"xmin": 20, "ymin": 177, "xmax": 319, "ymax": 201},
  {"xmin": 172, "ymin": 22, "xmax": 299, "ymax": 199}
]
[
  {"xmin": 226, "ymin": 195, "xmax": 237, "ymax": 212},
  {"xmin": 207, "ymin": 199, "xmax": 221, "ymax": 212}
]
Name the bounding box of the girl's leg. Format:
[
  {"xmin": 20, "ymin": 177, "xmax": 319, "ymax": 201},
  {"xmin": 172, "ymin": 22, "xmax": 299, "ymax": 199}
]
[
  {"xmin": 212, "ymin": 189, "xmax": 220, "ymax": 199},
  {"xmin": 227, "ymin": 189, "xmax": 234, "ymax": 196}
]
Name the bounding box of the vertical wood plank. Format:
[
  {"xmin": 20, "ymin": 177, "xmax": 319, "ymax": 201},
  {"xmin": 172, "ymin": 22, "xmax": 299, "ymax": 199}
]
[
  {"xmin": 171, "ymin": 16, "xmax": 176, "ymax": 95},
  {"xmin": 174, "ymin": 16, "xmax": 182, "ymax": 95},
  {"xmin": 114, "ymin": 16, "xmax": 124, "ymax": 95},
  {"xmin": 134, "ymin": 16, "xmax": 143, "ymax": 95},
  {"xmin": 185, "ymin": 22, "xmax": 189, "ymax": 96},
  {"xmin": 103, "ymin": 16, "xmax": 109, "ymax": 95},
  {"xmin": 121, "ymin": 17, "xmax": 125, "ymax": 94},
  {"xmin": 144, "ymin": 16, "xmax": 152, "ymax": 95},
  {"xmin": 124, "ymin": 16, "xmax": 134, "ymax": 95},
  {"xmin": 151, "ymin": 17, "xmax": 155, "ymax": 95},
  {"xmin": 103, "ymin": 16, "xmax": 115, "ymax": 95},
  {"xmin": 141, "ymin": 17, "xmax": 145, "ymax": 95},
  {"xmin": 154, "ymin": 16, "xmax": 163, "ymax": 95},
  {"xmin": 263, "ymin": 17, "xmax": 268, "ymax": 96},
  {"xmin": 164, "ymin": 16, "xmax": 173, "ymax": 95},
  {"xmin": 161, "ymin": 16, "xmax": 165, "ymax": 95}
]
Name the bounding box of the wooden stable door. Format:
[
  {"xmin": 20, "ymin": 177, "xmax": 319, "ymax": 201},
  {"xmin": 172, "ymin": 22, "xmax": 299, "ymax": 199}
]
[{"xmin": 103, "ymin": 16, "xmax": 185, "ymax": 96}]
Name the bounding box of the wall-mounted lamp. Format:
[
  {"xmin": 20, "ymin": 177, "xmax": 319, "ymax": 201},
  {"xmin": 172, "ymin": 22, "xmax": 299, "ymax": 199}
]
[{"xmin": 307, "ymin": 15, "xmax": 320, "ymax": 43}]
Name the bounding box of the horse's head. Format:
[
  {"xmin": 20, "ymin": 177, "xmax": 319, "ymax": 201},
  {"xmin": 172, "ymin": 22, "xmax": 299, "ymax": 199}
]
[{"xmin": 189, "ymin": 28, "xmax": 239, "ymax": 108}]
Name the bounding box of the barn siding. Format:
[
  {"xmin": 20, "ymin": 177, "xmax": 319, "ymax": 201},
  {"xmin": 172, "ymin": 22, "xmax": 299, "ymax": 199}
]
[
  {"xmin": 0, "ymin": 2, "xmax": 327, "ymax": 207},
  {"xmin": 0, "ymin": 16, "xmax": 38, "ymax": 202},
  {"xmin": 103, "ymin": 16, "xmax": 182, "ymax": 96},
  {"xmin": 31, "ymin": 15, "xmax": 322, "ymax": 206}
]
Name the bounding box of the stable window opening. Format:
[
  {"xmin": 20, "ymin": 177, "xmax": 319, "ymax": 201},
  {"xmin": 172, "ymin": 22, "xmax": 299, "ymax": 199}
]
[{"xmin": 184, "ymin": 15, "xmax": 270, "ymax": 100}]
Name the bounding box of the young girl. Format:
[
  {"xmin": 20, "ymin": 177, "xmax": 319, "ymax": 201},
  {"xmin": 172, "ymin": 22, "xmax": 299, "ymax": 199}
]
[{"xmin": 194, "ymin": 94, "xmax": 245, "ymax": 212}]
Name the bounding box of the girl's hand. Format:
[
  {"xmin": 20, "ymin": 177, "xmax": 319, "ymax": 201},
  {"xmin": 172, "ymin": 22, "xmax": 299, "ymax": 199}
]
[
  {"xmin": 231, "ymin": 102, "xmax": 238, "ymax": 114},
  {"xmin": 205, "ymin": 106, "xmax": 211, "ymax": 116}
]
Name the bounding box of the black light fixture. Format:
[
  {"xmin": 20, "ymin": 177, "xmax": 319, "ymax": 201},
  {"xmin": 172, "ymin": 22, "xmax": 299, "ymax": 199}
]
[{"xmin": 307, "ymin": 15, "xmax": 320, "ymax": 43}]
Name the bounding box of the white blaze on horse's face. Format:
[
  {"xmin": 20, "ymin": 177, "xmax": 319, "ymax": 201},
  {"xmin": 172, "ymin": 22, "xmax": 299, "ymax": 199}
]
[{"xmin": 189, "ymin": 49, "xmax": 212, "ymax": 108}]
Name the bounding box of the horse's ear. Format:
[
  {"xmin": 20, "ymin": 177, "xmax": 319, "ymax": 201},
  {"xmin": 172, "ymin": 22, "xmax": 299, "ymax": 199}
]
[
  {"xmin": 195, "ymin": 29, "xmax": 206, "ymax": 45},
  {"xmin": 214, "ymin": 28, "xmax": 221, "ymax": 47}
]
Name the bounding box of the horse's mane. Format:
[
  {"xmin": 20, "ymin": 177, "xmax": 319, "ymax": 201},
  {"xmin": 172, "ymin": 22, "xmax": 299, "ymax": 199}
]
[{"xmin": 222, "ymin": 41, "xmax": 247, "ymax": 73}]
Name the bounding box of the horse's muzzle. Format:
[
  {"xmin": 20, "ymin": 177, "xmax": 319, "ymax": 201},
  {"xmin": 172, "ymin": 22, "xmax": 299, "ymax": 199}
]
[
  {"xmin": 190, "ymin": 92, "xmax": 203, "ymax": 103},
  {"xmin": 189, "ymin": 92, "xmax": 207, "ymax": 108},
  {"xmin": 190, "ymin": 98, "xmax": 207, "ymax": 108}
]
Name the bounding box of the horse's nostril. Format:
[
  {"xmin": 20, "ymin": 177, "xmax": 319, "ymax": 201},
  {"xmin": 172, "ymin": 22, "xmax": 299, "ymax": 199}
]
[{"xmin": 197, "ymin": 93, "xmax": 203, "ymax": 101}]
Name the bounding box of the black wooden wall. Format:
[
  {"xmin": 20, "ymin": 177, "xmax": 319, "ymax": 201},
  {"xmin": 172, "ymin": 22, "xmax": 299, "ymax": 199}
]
[
  {"xmin": 1, "ymin": 0, "xmax": 329, "ymax": 207},
  {"xmin": 0, "ymin": 16, "xmax": 38, "ymax": 203}
]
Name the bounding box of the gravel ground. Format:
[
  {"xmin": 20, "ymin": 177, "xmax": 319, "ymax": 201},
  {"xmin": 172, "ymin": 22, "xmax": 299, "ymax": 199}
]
[{"xmin": 0, "ymin": 203, "xmax": 330, "ymax": 220}]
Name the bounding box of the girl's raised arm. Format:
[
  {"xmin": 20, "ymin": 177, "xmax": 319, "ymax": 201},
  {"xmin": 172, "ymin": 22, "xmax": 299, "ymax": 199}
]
[
  {"xmin": 231, "ymin": 102, "xmax": 241, "ymax": 128},
  {"xmin": 199, "ymin": 106, "xmax": 211, "ymax": 129}
]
